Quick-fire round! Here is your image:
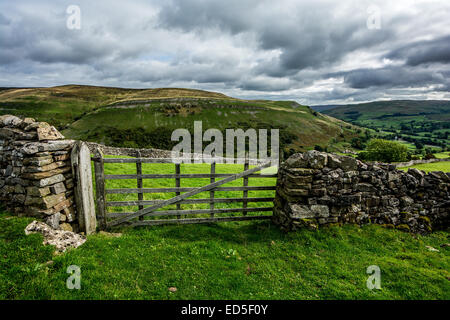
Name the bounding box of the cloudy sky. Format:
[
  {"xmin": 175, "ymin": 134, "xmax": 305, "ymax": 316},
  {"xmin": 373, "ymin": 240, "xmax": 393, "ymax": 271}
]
[{"xmin": 1, "ymin": 0, "xmax": 449, "ymax": 105}]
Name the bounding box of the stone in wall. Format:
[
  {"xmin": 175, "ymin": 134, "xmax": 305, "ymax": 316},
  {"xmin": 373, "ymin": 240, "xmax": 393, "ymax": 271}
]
[
  {"xmin": 0, "ymin": 115, "xmax": 78, "ymax": 232},
  {"xmin": 273, "ymin": 150, "xmax": 450, "ymax": 234}
]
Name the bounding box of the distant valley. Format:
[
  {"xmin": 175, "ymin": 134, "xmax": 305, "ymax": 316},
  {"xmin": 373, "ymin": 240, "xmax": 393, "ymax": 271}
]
[{"xmin": 317, "ymin": 100, "xmax": 450, "ymax": 150}]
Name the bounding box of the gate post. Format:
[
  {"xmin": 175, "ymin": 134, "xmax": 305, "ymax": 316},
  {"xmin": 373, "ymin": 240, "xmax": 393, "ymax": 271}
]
[
  {"xmin": 71, "ymin": 141, "xmax": 97, "ymax": 234},
  {"xmin": 94, "ymin": 147, "xmax": 107, "ymax": 229}
]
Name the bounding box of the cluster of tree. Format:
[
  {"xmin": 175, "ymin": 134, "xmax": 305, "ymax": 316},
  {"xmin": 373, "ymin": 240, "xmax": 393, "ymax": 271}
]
[
  {"xmin": 343, "ymin": 111, "xmax": 360, "ymax": 121},
  {"xmin": 93, "ymin": 126, "xmax": 177, "ymax": 150},
  {"xmin": 399, "ymin": 120, "xmax": 449, "ymax": 134},
  {"xmin": 398, "ymin": 134, "xmax": 447, "ymax": 149},
  {"xmin": 357, "ymin": 139, "xmax": 409, "ymax": 163}
]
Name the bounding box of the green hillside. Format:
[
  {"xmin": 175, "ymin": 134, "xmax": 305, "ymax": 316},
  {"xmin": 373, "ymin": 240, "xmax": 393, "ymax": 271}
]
[
  {"xmin": 0, "ymin": 85, "xmax": 231, "ymax": 128},
  {"xmin": 0, "ymin": 85, "xmax": 364, "ymax": 157},
  {"xmin": 323, "ymin": 100, "xmax": 450, "ymax": 150}
]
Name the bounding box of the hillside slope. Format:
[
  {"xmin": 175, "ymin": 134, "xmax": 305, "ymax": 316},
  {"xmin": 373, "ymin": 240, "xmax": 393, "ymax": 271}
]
[
  {"xmin": 0, "ymin": 85, "xmax": 364, "ymax": 155},
  {"xmin": 0, "ymin": 85, "xmax": 232, "ymax": 128}
]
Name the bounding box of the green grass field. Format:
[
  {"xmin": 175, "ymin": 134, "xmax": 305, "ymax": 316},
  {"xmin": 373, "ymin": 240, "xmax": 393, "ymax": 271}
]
[
  {"xmin": 1, "ymin": 212, "xmax": 449, "ymax": 300},
  {"xmin": 398, "ymin": 161, "xmax": 450, "ymax": 173},
  {"xmin": 433, "ymin": 152, "xmax": 450, "ymax": 159}
]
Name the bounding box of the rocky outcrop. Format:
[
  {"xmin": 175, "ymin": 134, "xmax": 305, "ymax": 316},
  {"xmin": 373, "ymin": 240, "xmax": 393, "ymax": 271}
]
[
  {"xmin": 0, "ymin": 115, "xmax": 78, "ymax": 232},
  {"xmin": 25, "ymin": 220, "xmax": 86, "ymax": 252},
  {"xmin": 273, "ymin": 151, "xmax": 449, "ymax": 233}
]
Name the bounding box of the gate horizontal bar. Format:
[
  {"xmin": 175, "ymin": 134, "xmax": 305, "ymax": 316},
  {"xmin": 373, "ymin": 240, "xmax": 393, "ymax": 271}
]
[
  {"xmin": 101, "ymin": 157, "xmax": 269, "ymax": 164},
  {"xmin": 103, "ymin": 158, "xmax": 176, "ymax": 164},
  {"xmin": 106, "ymin": 197, "xmax": 275, "ymax": 207},
  {"xmin": 104, "ymin": 173, "xmax": 277, "ymax": 180},
  {"xmin": 129, "ymin": 215, "xmax": 272, "ymax": 227},
  {"xmin": 107, "ymin": 207, "xmax": 273, "ymax": 218},
  {"xmin": 105, "ymin": 186, "xmax": 276, "ymax": 194}
]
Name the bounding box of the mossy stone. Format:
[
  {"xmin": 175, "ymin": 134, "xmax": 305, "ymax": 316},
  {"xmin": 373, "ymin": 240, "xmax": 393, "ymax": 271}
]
[{"xmin": 395, "ymin": 224, "xmax": 411, "ymax": 232}]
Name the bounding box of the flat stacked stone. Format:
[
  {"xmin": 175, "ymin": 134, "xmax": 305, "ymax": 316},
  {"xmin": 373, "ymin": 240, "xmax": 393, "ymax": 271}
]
[
  {"xmin": 273, "ymin": 150, "xmax": 450, "ymax": 234},
  {"xmin": 0, "ymin": 115, "xmax": 78, "ymax": 232}
]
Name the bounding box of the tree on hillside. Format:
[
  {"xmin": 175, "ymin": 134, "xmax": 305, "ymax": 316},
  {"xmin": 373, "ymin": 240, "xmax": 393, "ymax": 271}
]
[
  {"xmin": 358, "ymin": 139, "xmax": 409, "ymax": 163},
  {"xmin": 350, "ymin": 137, "xmax": 365, "ymax": 150},
  {"xmin": 414, "ymin": 141, "xmax": 424, "ymax": 150}
]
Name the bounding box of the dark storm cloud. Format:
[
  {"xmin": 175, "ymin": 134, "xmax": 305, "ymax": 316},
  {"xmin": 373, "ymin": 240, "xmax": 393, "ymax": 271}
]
[
  {"xmin": 0, "ymin": 0, "xmax": 449, "ymax": 104},
  {"xmin": 0, "ymin": 7, "xmax": 117, "ymax": 65},
  {"xmin": 386, "ymin": 35, "xmax": 450, "ymax": 66},
  {"xmin": 158, "ymin": 0, "xmax": 395, "ymax": 75},
  {"xmin": 238, "ymin": 78, "xmax": 295, "ymax": 91},
  {"xmin": 26, "ymin": 39, "xmax": 115, "ymax": 65},
  {"xmin": 339, "ymin": 66, "xmax": 446, "ymax": 89},
  {"xmin": 157, "ymin": 0, "xmax": 258, "ymax": 34}
]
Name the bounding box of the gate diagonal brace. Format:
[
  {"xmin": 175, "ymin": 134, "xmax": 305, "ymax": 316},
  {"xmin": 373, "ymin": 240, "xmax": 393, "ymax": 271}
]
[{"xmin": 107, "ymin": 161, "xmax": 272, "ymax": 227}]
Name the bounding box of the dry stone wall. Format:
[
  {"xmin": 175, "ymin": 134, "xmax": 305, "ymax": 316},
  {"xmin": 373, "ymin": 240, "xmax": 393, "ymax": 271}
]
[
  {"xmin": 86, "ymin": 142, "xmax": 172, "ymax": 158},
  {"xmin": 0, "ymin": 115, "xmax": 78, "ymax": 232},
  {"xmin": 273, "ymin": 151, "xmax": 450, "ymax": 233}
]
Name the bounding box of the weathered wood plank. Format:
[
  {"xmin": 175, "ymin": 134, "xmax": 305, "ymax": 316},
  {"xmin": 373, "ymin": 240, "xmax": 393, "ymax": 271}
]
[
  {"xmin": 243, "ymin": 155, "xmax": 249, "ymax": 216},
  {"xmin": 136, "ymin": 151, "xmax": 144, "ymax": 221},
  {"xmin": 107, "ymin": 206, "xmax": 272, "ymax": 217},
  {"xmin": 72, "ymin": 141, "xmax": 97, "ymax": 234},
  {"xmin": 102, "ymin": 157, "xmax": 269, "ymax": 164},
  {"xmin": 103, "ymin": 158, "xmax": 175, "ymax": 164},
  {"xmin": 105, "ymin": 185, "xmax": 276, "ymax": 194},
  {"xmin": 108, "ymin": 161, "xmax": 272, "ymax": 226},
  {"xmin": 175, "ymin": 163, "xmax": 181, "ymax": 219},
  {"xmin": 139, "ymin": 206, "xmax": 272, "ymax": 216},
  {"xmin": 106, "ymin": 197, "xmax": 275, "ymax": 207},
  {"xmin": 210, "ymin": 161, "xmax": 215, "ymax": 217},
  {"xmin": 129, "ymin": 215, "xmax": 271, "ymax": 227},
  {"xmin": 93, "ymin": 147, "xmax": 107, "ymax": 229}
]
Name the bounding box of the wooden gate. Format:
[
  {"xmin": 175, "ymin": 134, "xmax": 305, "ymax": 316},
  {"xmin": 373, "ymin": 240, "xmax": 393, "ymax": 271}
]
[{"xmin": 92, "ymin": 149, "xmax": 277, "ymax": 229}]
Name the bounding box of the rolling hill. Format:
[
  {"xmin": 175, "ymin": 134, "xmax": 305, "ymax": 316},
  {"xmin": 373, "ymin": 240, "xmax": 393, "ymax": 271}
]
[
  {"xmin": 321, "ymin": 100, "xmax": 450, "ymax": 150},
  {"xmin": 0, "ymin": 85, "xmax": 365, "ymax": 157}
]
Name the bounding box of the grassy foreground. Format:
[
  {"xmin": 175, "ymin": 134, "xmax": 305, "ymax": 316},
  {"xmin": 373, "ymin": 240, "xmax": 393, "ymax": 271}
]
[
  {"xmin": 1, "ymin": 158, "xmax": 448, "ymax": 300},
  {"xmin": 0, "ymin": 212, "xmax": 449, "ymax": 300}
]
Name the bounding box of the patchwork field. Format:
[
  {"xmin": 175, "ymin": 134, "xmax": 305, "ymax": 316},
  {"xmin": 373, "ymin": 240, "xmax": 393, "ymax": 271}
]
[{"xmin": 322, "ymin": 100, "xmax": 450, "ymax": 151}]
